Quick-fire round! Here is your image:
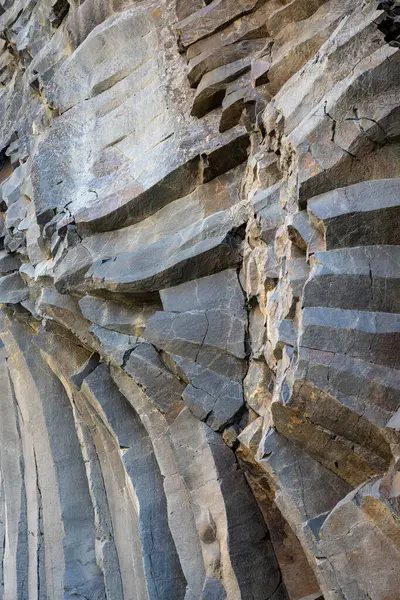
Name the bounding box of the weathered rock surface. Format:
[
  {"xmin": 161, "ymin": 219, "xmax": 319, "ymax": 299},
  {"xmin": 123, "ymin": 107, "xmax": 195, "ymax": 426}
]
[{"xmin": 0, "ymin": 1, "xmax": 398, "ymax": 599}]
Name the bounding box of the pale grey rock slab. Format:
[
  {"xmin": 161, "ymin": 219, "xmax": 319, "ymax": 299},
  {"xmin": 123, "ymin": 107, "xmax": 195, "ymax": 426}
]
[
  {"xmin": 29, "ymin": 2, "xmax": 250, "ymax": 232},
  {"xmin": 251, "ymin": 182, "xmax": 286, "ymax": 244},
  {"xmin": 182, "ymin": 384, "xmax": 216, "ymax": 422},
  {"xmin": 1, "ymin": 0, "xmax": 399, "ymax": 597},
  {"xmin": 89, "ymin": 325, "xmax": 137, "ymax": 367},
  {"xmin": 82, "ymin": 364, "xmax": 187, "ymax": 600},
  {"xmin": 5, "ymin": 195, "xmax": 30, "ymax": 230},
  {"xmin": 71, "ymin": 128, "xmax": 249, "ymax": 234},
  {"xmin": 53, "ymin": 243, "xmax": 93, "ymax": 295},
  {"xmin": 110, "ymin": 368, "xmax": 207, "ymax": 599},
  {"xmin": 201, "ymin": 577, "xmax": 227, "ymax": 600},
  {"xmin": 271, "ymin": 7, "xmax": 387, "ymax": 135},
  {"xmin": 72, "ymin": 164, "xmax": 244, "ymax": 257},
  {"xmin": 70, "ymin": 411, "xmax": 124, "ymax": 600},
  {"xmin": 146, "ymin": 310, "xmax": 209, "ymax": 361},
  {"xmin": 124, "ymin": 342, "xmax": 185, "ymax": 414},
  {"xmin": 160, "ymin": 269, "xmax": 245, "ymax": 315},
  {"xmin": 55, "ymin": 205, "xmax": 246, "ymax": 296},
  {"xmin": 32, "ymin": 324, "xmax": 93, "ymax": 380},
  {"xmin": 291, "ymin": 347, "xmax": 398, "ymax": 451},
  {"xmin": 79, "ymin": 294, "xmax": 158, "ymax": 336},
  {"xmin": 182, "ymin": 377, "xmax": 243, "ymax": 431},
  {"xmin": 146, "ymin": 308, "xmax": 246, "ymax": 361},
  {"xmin": 0, "ymin": 346, "xmax": 29, "ymax": 600},
  {"xmin": 0, "ymin": 163, "xmax": 26, "ymax": 206},
  {"xmin": 47, "ymin": 8, "xmax": 158, "ymax": 112},
  {"xmin": 259, "ymin": 429, "xmax": 351, "ymax": 525},
  {"xmin": 164, "ymin": 352, "xmax": 245, "ymax": 429},
  {"xmin": 0, "ymin": 315, "xmax": 105, "ymax": 599},
  {"xmin": 169, "ymin": 408, "xmax": 282, "ymax": 600}
]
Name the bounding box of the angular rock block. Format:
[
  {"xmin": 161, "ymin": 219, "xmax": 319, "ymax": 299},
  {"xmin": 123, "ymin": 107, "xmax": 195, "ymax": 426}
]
[
  {"xmin": 0, "ymin": 0, "xmax": 399, "ymax": 598},
  {"xmin": 303, "ymin": 246, "xmax": 400, "ymax": 313},
  {"xmin": 301, "ymin": 306, "xmax": 400, "ymax": 369},
  {"xmin": 307, "ymin": 179, "xmax": 400, "ymax": 249},
  {"xmin": 316, "ymin": 476, "xmax": 400, "ymax": 599}
]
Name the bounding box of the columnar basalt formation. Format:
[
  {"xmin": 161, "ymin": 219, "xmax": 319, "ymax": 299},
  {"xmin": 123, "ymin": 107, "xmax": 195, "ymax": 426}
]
[{"xmin": 0, "ymin": 1, "xmax": 399, "ymax": 599}]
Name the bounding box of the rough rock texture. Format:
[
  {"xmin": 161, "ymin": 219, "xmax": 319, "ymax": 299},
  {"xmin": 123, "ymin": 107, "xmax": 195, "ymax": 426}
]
[{"xmin": 0, "ymin": 1, "xmax": 399, "ymax": 599}]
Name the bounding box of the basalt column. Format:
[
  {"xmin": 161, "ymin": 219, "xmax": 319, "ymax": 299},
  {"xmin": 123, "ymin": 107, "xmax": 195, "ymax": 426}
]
[{"xmin": 0, "ymin": 1, "xmax": 399, "ymax": 600}]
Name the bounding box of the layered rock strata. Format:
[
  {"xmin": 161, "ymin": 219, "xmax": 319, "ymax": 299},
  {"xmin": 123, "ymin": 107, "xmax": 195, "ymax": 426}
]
[{"xmin": 0, "ymin": 1, "xmax": 399, "ymax": 599}]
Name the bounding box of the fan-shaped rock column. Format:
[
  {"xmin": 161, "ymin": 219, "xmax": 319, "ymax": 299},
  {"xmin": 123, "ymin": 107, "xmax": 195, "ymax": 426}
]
[{"xmin": 0, "ymin": 1, "xmax": 398, "ymax": 599}]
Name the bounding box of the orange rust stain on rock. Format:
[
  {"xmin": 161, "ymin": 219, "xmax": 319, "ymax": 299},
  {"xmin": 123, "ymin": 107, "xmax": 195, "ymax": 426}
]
[
  {"xmin": 303, "ymin": 153, "xmax": 321, "ymax": 177},
  {"xmin": 151, "ymin": 7, "xmax": 164, "ymax": 19}
]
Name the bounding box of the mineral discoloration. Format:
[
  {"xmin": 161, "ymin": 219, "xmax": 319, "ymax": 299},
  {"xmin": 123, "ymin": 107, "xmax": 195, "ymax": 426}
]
[{"xmin": 0, "ymin": 1, "xmax": 398, "ymax": 599}]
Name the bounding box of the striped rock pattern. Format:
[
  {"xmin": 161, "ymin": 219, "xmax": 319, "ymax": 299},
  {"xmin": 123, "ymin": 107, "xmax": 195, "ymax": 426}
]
[{"xmin": 0, "ymin": 1, "xmax": 399, "ymax": 599}]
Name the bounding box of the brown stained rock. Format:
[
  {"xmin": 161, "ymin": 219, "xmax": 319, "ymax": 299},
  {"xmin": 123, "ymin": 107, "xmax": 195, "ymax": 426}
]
[
  {"xmin": 244, "ymin": 359, "xmax": 274, "ymax": 416},
  {"xmin": 271, "ymin": 401, "xmax": 388, "ymax": 486},
  {"xmin": 0, "ymin": 155, "xmax": 13, "ymax": 184},
  {"xmin": 317, "ymin": 477, "xmax": 400, "ymax": 599},
  {"xmin": 286, "ymin": 211, "xmax": 324, "ymax": 255},
  {"xmin": 238, "ymin": 446, "xmax": 322, "ymax": 600}
]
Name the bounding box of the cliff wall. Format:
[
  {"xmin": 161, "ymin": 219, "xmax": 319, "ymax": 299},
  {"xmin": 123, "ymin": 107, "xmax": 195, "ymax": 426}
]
[{"xmin": 0, "ymin": 1, "xmax": 399, "ymax": 599}]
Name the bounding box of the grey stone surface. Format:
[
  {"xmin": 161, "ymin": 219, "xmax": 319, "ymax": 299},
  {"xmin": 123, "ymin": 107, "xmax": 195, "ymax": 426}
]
[
  {"xmin": 124, "ymin": 342, "xmax": 186, "ymax": 414},
  {"xmin": 83, "ymin": 364, "xmax": 187, "ymax": 600},
  {"xmin": 303, "ymin": 246, "xmax": 400, "ymax": 313},
  {"xmin": 0, "ymin": 1, "xmax": 398, "ymax": 599},
  {"xmin": 307, "ymin": 179, "xmax": 400, "ymax": 249},
  {"xmin": 0, "ymin": 272, "xmax": 28, "ymax": 304},
  {"xmin": 79, "ymin": 294, "xmax": 158, "ymax": 336},
  {"xmin": 160, "ymin": 269, "xmax": 244, "ymax": 314}
]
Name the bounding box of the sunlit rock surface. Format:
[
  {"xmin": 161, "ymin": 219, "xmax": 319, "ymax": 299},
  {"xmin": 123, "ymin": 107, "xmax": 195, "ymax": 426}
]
[{"xmin": 0, "ymin": 1, "xmax": 399, "ymax": 599}]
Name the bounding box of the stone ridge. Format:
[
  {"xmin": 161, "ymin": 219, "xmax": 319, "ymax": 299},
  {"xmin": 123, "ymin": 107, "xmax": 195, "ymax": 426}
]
[{"xmin": 0, "ymin": 1, "xmax": 398, "ymax": 599}]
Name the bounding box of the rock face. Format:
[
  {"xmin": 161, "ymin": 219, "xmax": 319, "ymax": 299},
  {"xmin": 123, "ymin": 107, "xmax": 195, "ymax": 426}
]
[{"xmin": 0, "ymin": 1, "xmax": 398, "ymax": 599}]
